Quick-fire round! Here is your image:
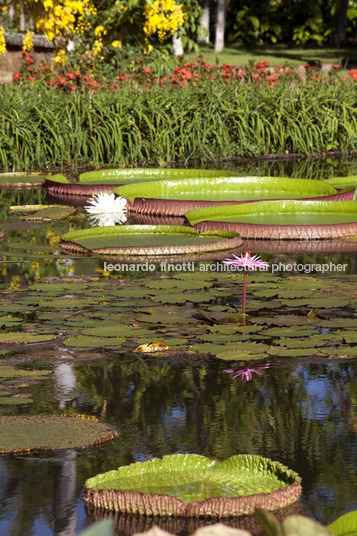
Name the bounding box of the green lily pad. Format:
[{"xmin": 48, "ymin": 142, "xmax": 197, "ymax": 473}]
[
  {"xmin": 207, "ymin": 324, "xmax": 264, "ymax": 334},
  {"xmin": 83, "ymin": 453, "xmax": 301, "ymax": 517},
  {"xmin": 150, "ymin": 292, "xmax": 213, "ymax": 304},
  {"xmin": 114, "ymin": 176, "xmax": 336, "ymax": 204},
  {"xmin": 80, "ymin": 325, "xmax": 151, "ymax": 337},
  {"xmin": 0, "ymin": 333, "xmax": 57, "ymax": 344},
  {"xmin": 318, "ymin": 347, "xmax": 357, "ymax": 357},
  {"xmin": 333, "ymin": 330, "xmax": 357, "ymax": 343},
  {"xmin": 0, "ymin": 414, "xmax": 119, "ymax": 454},
  {"xmin": 0, "ymin": 172, "xmax": 47, "ymax": 188},
  {"xmin": 253, "ymin": 315, "xmax": 319, "ymax": 326},
  {"xmin": 60, "ymin": 226, "xmax": 241, "ymax": 256},
  {"xmin": 0, "ymin": 395, "xmax": 33, "ymax": 405},
  {"xmin": 268, "ymin": 347, "xmax": 317, "ymax": 357},
  {"xmin": 146, "ymin": 279, "xmax": 212, "ymax": 290},
  {"xmin": 64, "ymin": 335, "xmax": 127, "ymax": 348},
  {"xmin": 262, "ymin": 327, "xmax": 316, "ymax": 338},
  {"xmin": 17, "ymin": 206, "xmax": 77, "ymax": 221},
  {"xmin": 0, "ymin": 367, "xmax": 53, "ymax": 380}
]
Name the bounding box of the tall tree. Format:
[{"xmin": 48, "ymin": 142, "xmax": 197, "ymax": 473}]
[
  {"xmin": 198, "ymin": 0, "xmax": 210, "ymax": 44},
  {"xmin": 337, "ymin": 0, "xmax": 349, "ymax": 43},
  {"xmin": 214, "ymin": 0, "xmax": 226, "ymax": 51}
]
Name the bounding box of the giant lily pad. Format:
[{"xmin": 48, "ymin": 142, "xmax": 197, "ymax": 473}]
[
  {"xmin": 60, "ymin": 225, "xmax": 242, "ymax": 256},
  {"xmin": 114, "ymin": 177, "xmax": 337, "ymax": 216},
  {"xmin": 45, "ymin": 169, "xmax": 237, "ymax": 196},
  {"xmin": 0, "ymin": 172, "xmax": 48, "ymax": 189},
  {"xmin": 83, "ymin": 453, "xmax": 301, "ymax": 517},
  {"xmin": 186, "ymin": 201, "xmax": 357, "ymax": 240},
  {"xmin": 0, "ymin": 414, "xmax": 119, "ymax": 454}
]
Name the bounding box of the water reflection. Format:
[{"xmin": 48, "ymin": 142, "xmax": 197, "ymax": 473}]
[
  {"xmin": 1, "ymin": 158, "xmax": 357, "ymax": 535},
  {"xmin": 0, "ymin": 354, "xmax": 357, "ymax": 534}
]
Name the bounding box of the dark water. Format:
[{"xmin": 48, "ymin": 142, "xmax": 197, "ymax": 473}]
[{"xmin": 1, "ymin": 158, "xmax": 357, "ymax": 536}]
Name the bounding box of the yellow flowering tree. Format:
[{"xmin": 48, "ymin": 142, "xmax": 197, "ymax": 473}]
[
  {"xmin": 0, "ymin": 0, "xmax": 200, "ymax": 66},
  {"xmin": 143, "ymin": 0, "xmax": 187, "ymax": 42}
]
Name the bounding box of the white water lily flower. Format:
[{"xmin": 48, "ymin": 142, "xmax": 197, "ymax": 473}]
[{"xmin": 85, "ymin": 193, "xmax": 127, "ymax": 227}]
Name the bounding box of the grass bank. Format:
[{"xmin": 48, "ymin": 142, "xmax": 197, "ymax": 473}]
[
  {"xmin": 0, "ymin": 79, "xmax": 356, "ymax": 171},
  {"xmin": 185, "ymin": 46, "xmax": 357, "ymax": 71}
]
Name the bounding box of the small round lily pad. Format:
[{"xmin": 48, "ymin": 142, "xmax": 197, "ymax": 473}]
[{"xmin": 0, "ymin": 414, "xmax": 119, "ymax": 455}]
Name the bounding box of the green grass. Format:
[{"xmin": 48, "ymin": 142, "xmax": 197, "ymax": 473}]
[{"xmin": 185, "ymin": 46, "xmax": 357, "ymax": 70}]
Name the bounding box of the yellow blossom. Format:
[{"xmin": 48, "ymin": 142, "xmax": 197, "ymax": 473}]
[
  {"xmin": 94, "ymin": 25, "xmax": 106, "ymax": 36},
  {"xmin": 111, "ymin": 40, "xmax": 122, "ymax": 48},
  {"xmin": 93, "ymin": 38, "xmax": 103, "ymax": 55},
  {"xmin": 144, "ymin": 0, "xmax": 186, "ymax": 41},
  {"xmin": 23, "ymin": 30, "xmax": 35, "ymax": 51},
  {"xmin": 0, "ymin": 26, "xmax": 6, "ymax": 58},
  {"xmin": 53, "ymin": 49, "xmax": 67, "ymax": 63},
  {"xmin": 35, "ymin": 0, "xmax": 96, "ymax": 43}
]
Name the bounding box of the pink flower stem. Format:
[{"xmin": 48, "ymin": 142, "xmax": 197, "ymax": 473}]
[{"xmin": 243, "ymin": 270, "xmax": 247, "ymax": 324}]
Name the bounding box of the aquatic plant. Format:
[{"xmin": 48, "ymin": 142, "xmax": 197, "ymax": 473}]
[
  {"xmin": 0, "ymin": 414, "xmax": 119, "ymax": 454},
  {"xmin": 83, "ymin": 453, "xmax": 302, "ymax": 517},
  {"xmin": 114, "ymin": 176, "xmax": 338, "ymax": 216},
  {"xmin": 223, "ymin": 252, "xmax": 269, "ymax": 317},
  {"xmin": 186, "ymin": 200, "xmax": 357, "ymax": 240},
  {"xmin": 60, "ymin": 225, "xmax": 242, "ymax": 256},
  {"xmin": 85, "ymin": 193, "xmax": 127, "ymax": 227}
]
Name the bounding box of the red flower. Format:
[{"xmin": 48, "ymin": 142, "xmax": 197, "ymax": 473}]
[
  {"xmin": 57, "ymin": 76, "xmax": 67, "ymax": 86},
  {"xmin": 333, "ymin": 64, "xmax": 340, "ymax": 69},
  {"xmin": 13, "ymin": 72, "xmax": 21, "ymax": 81},
  {"xmin": 28, "ymin": 75, "xmax": 36, "ymax": 81},
  {"xmin": 144, "ymin": 67, "xmax": 151, "ymax": 74}
]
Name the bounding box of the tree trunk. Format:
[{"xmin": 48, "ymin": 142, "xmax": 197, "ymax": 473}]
[
  {"xmin": 172, "ymin": 32, "xmax": 184, "ymax": 56},
  {"xmin": 214, "ymin": 0, "xmax": 226, "ymax": 53},
  {"xmin": 337, "ymin": 0, "xmax": 349, "ymax": 44},
  {"xmin": 198, "ymin": 0, "xmax": 210, "ymax": 45}
]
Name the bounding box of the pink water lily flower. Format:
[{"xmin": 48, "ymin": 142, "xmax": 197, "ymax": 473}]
[
  {"xmin": 222, "ymin": 252, "xmax": 269, "ymax": 319},
  {"xmin": 223, "ymin": 252, "xmax": 269, "ymax": 271},
  {"xmin": 224, "ymin": 363, "xmax": 270, "ymax": 381}
]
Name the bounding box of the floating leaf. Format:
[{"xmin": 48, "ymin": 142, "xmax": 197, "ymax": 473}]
[
  {"xmin": 64, "ymin": 335, "xmax": 126, "ymax": 348},
  {"xmin": 0, "ymin": 414, "xmax": 119, "ymax": 453},
  {"xmin": 0, "ymin": 333, "xmax": 57, "ymax": 344},
  {"xmin": 114, "ymin": 176, "xmax": 336, "ymax": 204},
  {"xmin": 60, "ymin": 225, "xmax": 241, "ymax": 256},
  {"xmin": 83, "ymin": 453, "xmax": 301, "ymax": 516}
]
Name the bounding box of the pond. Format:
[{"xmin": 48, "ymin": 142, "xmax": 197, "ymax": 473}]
[{"xmin": 0, "ymin": 158, "xmax": 357, "ymax": 536}]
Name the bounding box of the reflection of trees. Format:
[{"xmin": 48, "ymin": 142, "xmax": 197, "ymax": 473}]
[
  {"xmin": 74, "ymin": 358, "xmax": 357, "ymax": 526},
  {"xmin": 0, "ymin": 458, "xmax": 54, "ymax": 536},
  {"xmin": 3, "ymin": 358, "xmax": 356, "ymax": 532}
]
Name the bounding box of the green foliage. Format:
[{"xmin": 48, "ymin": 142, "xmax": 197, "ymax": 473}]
[
  {"xmin": 225, "ymin": 0, "xmax": 357, "ymax": 46},
  {"xmin": 328, "ymin": 510, "xmax": 357, "ymax": 536},
  {"xmin": 1, "ymin": 78, "xmax": 357, "ymax": 171}
]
